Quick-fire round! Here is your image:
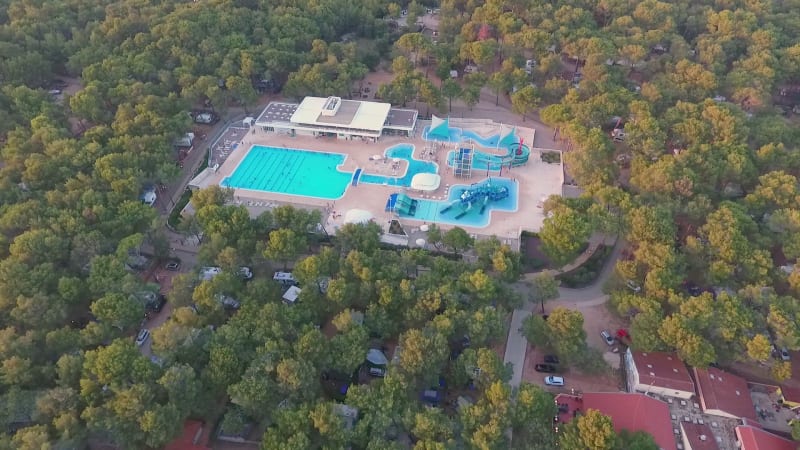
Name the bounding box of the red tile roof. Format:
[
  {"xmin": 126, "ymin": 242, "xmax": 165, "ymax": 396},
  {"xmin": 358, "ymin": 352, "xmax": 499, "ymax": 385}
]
[
  {"xmin": 780, "ymin": 384, "xmax": 800, "ymax": 403},
  {"xmin": 164, "ymin": 421, "xmax": 210, "ymax": 450},
  {"xmin": 736, "ymin": 425, "xmax": 796, "ymax": 450},
  {"xmin": 631, "ymin": 351, "xmax": 695, "ymax": 393},
  {"xmin": 693, "ymin": 367, "xmax": 757, "ymax": 421},
  {"xmin": 555, "ymin": 392, "xmax": 676, "ymax": 450},
  {"xmin": 681, "ymin": 422, "xmax": 720, "ymax": 450}
]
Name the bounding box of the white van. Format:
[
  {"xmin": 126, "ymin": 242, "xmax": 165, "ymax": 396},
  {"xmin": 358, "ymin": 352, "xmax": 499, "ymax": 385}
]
[
  {"xmin": 199, "ymin": 267, "xmax": 223, "ymax": 281},
  {"xmin": 273, "ymin": 271, "xmax": 297, "ymax": 284}
]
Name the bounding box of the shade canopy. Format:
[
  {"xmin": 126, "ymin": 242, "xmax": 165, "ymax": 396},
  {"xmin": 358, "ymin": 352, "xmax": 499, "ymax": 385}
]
[
  {"xmin": 428, "ymin": 115, "xmax": 451, "ymax": 140},
  {"xmin": 416, "ymin": 238, "xmax": 427, "ymax": 247},
  {"xmin": 419, "ymin": 224, "xmax": 429, "ymax": 232},
  {"xmin": 344, "ymin": 209, "xmax": 373, "ymax": 224},
  {"xmin": 410, "ymin": 173, "xmax": 441, "ymax": 191},
  {"xmin": 282, "ymin": 286, "xmax": 302, "ymax": 303}
]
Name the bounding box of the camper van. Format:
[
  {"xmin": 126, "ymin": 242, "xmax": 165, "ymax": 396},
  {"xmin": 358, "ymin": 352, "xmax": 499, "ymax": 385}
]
[{"xmin": 273, "ymin": 271, "xmax": 297, "ymax": 286}]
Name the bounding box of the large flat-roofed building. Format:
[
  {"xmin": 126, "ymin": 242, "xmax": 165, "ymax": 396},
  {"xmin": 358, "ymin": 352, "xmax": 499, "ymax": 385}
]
[
  {"xmin": 624, "ymin": 349, "xmax": 695, "ymax": 399},
  {"xmin": 255, "ymin": 97, "xmax": 418, "ymax": 141}
]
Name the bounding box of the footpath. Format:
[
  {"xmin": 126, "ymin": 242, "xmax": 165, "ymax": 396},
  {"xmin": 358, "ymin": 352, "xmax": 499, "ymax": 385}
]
[{"xmin": 504, "ymin": 233, "xmax": 621, "ymax": 388}]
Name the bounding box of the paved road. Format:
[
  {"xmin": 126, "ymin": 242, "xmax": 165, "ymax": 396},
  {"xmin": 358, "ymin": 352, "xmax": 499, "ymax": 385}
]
[
  {"xmin": 503, "ymin": 237, "xmax": 624, "ymax": 387},
  {"xmin": 504, "ymin": 309, "xmax": 532, "ymax": 387}
]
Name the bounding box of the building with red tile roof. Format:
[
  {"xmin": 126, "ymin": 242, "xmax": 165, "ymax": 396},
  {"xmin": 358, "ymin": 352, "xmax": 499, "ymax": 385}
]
[
  {"xmin": 779, "ymin": 384, "xmax": 800, "ymax": 410},
  {"xmin": 555, "ymin": 392, "xmax": 676, "ymax": 450},
  {"xmin": 625, "ymin": 349, "xmax": 695, "ymax": 399},
  {"xmin": 692, "ymin": 367, "xmax": 757, "ymax": 421},
  {"xmin": 735, "ymin": 425, "xmax": 796, "ymax": 450},
  {"xmin": 164, "ymin": 420, "xmax": 211, "ymax": 450},
  {"xmin": 680, "ymin": 422, "xmax": 720, "ymax": 450}
]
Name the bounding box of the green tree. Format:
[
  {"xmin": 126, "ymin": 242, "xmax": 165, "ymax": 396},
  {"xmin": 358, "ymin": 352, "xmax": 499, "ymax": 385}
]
[
  {"xmin": 522, "ymin": 307, "xmax": 587, "ymax": 362},
  {"xmin": 559, "ymin": 409, "xmax": 616, "ymax": 450},
  {"xmin": 442, "ymin": 227, "xmax": 474, "ymax": 254},
  {"xmin": 791, "ymin": 419, "xmax": 800, "ymax": 441},
  {"xmin": 772, "ymin": 361, "xmax": 792, "ymax": 382},
  {"xmin": 746, "ymin": 334, "xmax": 772, "ymax": 362},
  {"xmin": 426, "ymin": 224, "xmax": 444, "ymax": 250},
  {"xmin": 264, "ymin": 229, "xmax": 305, "ymax": 270},
  {"xmin": 528, "ymin": 272, "xmax": 560, "ymax": 314},
  {"xmin": 397, "ymin": 328, "xmax": 448, "ymax": 382},
  {"xmin": 511, "ymin": 383, "xmax": 558, "ymax": 448},
  {"xmin": 616, "ymin": 430, "xmax": 659, "ymax": 450},
  {"xmin": 90, "ymin": 293, "xmax": 145, "ymax": 331},
  {"xmin": 329, "ymin": 326, "xmax": 369, "ymax": 375},
  {"xmin": 511, "ymin": 85, "xmax": 540, "ymax": 121},
  {"xmin": 336, "ymin": 222, "xmax": 382, "ymax": 256},
  {"xmin": 441, "ymin": 78, "xmax": 462, "ymax": 112},
  {"xmin": 539, "ymin": 208, "xmax": 592, "ymax": 267}
]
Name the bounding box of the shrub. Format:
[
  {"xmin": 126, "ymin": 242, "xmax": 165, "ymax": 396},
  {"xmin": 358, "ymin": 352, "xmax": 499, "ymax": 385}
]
[
  {"xmin": 541, "ymin": 151, "xmax": 561, "ymax": 164},
  {"xmin": 556, "ymin": 245, "xmax": 612, "ymax": 288}
]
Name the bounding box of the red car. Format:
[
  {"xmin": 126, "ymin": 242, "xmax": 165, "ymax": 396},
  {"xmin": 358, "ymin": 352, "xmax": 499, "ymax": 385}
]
[{"xmin": 616, "ymin": 329, "xmax": 631, "ymax": 346}]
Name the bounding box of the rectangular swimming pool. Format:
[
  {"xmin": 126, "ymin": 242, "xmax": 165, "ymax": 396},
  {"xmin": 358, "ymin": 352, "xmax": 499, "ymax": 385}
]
[
  {"xmin": 221, "ymin": 144, "xmax": 438, "ymax": 199},
  {"xmin": 221, "ymin": 146, "xmax": 352, "ymax": 199}
]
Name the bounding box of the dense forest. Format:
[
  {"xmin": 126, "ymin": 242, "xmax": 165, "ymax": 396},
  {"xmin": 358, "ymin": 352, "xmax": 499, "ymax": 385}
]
[{"xmin": 2, "ymin": 0, "xmax": 800, "ymax": 447}]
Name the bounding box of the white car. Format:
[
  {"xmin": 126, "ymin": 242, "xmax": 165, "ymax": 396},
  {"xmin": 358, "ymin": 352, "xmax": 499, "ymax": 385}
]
[
  {"xmin": 238, "ymin": 266, "xmax": 253, "ymax": 280},
  {"xmin": 135, "ymin": 329, "xmax": 151, "ymax": 347},
  {"xmin": 626, "ymin": 280, "xmax": 641, "ymax": 293},
  {"xmin": 544, "ymin": 376, "xmax": 564, "ymax": 386},
  {"xmin": 601, "ymin": 330, "xmax": 615, "ymax": 346}
]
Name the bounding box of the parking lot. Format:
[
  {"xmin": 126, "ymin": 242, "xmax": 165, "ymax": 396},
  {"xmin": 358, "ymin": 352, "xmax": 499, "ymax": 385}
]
[{"xmin": 522, "ymin": 344, "xmax": 623, "ymax": 393}]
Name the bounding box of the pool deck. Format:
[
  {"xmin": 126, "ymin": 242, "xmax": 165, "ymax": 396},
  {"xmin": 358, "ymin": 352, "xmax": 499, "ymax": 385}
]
[{"xmin": 205, "ymin": 120, "xmax": 563, "ymax": 241}]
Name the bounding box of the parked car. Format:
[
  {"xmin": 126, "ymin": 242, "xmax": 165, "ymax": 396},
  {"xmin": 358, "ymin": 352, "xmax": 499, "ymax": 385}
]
[
  {"xmin": 626, "ymin": 280, "xmax": 641, "ymax": 293},
  {"xmin": 780, "ymin": 347, "xmax": 791, "ymax": 361},
  {"xmin": 601, "ymin": 330, "xmax": 615, "ymax": 346},
  {"xmin": 135, "ymin": 329, "xmax": 151, "ymax": 347},
  {"xmin": 544, "ymin": 376, "xmax": 565, "ymax": 386},
  {"xmin": 149, "ymin": 295, "xmax": 167, "ymax": 313},
  {"xmin": 684, "ymin": 282, "xmax": 702, "ymax": 297},
  {"xmin": 216, "ymin": 295, "xmax": 240, "ymax": 310},
  {"xmin": 368, "ymin": 366, "xmax": 386, "ymax": 377},
  {"xmin": 543, "ymin": 354, "xmax": 560, "ymax": 364},
  {"xmin": 193, "ymin": 112, "xmax": 219, "ymax": 124},
  {"xmin": 238, "ymin": 266, "xmax": 253, "ymax": 280},
  {"xmin": 616, "ymin": 329, "xmax": 631, "ymax": 346},
  {"xmin": 164, "ymin": 260, "xmax": 181, "ymax": 271},
  {"xmin": 535, "ymin": 364, "xmax": 557, "ymax": 373}
]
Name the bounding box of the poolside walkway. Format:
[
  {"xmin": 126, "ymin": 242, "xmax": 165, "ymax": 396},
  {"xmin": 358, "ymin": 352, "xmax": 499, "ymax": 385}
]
[{"xmin": 201, "ymin": 119, "xmax": 563, "ymax": 243}]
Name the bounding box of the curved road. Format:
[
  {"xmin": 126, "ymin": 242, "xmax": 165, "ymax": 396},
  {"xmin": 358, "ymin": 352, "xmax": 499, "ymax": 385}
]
[{"xmin": 504, "ymin": 238, "xmax": 624, "ymax": 387}]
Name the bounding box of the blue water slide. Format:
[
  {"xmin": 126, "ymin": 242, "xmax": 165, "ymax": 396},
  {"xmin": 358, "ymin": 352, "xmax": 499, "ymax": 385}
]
[{"xmin": 352, "ymin": 168, "xmax": 362, "ymax": 186}]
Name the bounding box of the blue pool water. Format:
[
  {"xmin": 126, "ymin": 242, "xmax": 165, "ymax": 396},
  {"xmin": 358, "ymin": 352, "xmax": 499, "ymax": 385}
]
[
  {"xmin": 359, "ymin": 145, "xmax": 438, "ymax": 186},
  {"xmin": 446, "ymin": 149, "xmax": 510, "ymax": 172},
  {"xmin": 222, "ymin": 144, "xmax": 437, "ymax": 199},
  {"xmin": 423, "ymin": 125, "xmax": 516, "ymax": 148},
  {"xmin": 396, "ymin": 177, "xmax": 518, "ymax": 228}
]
